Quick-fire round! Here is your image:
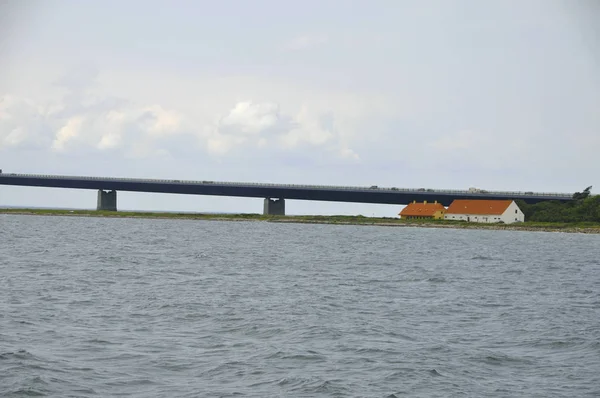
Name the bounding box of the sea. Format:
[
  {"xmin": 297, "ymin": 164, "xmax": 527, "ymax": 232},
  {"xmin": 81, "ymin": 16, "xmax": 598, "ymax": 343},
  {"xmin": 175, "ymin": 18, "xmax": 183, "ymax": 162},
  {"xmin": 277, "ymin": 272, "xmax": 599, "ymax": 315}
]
[{"xmin": 1, "ymin": 214, "xmax": 599, "ymax": 397}]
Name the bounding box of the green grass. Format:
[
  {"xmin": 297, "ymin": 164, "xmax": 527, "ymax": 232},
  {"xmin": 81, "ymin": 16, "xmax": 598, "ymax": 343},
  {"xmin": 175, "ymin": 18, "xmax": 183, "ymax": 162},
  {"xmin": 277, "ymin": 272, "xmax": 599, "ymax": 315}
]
[{"xmin": 1, "ymin": 208, "xmax": 599, "ymax": 232}]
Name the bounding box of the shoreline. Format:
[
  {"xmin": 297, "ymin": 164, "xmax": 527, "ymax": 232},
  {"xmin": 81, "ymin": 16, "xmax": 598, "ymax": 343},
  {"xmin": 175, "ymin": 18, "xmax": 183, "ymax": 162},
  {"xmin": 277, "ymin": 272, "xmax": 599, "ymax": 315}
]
[{"xmin": 2, "ymin": 209, "xmax": 600, "ymax": 234}]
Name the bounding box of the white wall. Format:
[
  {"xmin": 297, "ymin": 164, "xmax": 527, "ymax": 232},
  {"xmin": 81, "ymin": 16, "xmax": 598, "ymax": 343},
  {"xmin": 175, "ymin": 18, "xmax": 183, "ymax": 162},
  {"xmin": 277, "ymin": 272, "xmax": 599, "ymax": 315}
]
[
  {"xmin": 444, "ymin": 201, "xmax": 525, "ymax": 224},
  {"xmin": 499, "ymin": 200, "xmax": 525, "ymax": 224},
  {"xmin": 444, "ymin": 213, "xmax": 504, "ymax": 223}
]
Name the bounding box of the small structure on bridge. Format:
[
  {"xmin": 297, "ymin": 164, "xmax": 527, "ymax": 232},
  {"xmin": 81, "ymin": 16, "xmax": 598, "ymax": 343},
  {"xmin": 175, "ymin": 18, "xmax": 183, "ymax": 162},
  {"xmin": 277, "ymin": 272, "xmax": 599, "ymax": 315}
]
[
  {"xmin": 399, "ymin": 201, "xmax": 446, "ymax": 220},
  {"xmin": 444, "ymin": 199, "xmax": 524, "ymax": 224}
]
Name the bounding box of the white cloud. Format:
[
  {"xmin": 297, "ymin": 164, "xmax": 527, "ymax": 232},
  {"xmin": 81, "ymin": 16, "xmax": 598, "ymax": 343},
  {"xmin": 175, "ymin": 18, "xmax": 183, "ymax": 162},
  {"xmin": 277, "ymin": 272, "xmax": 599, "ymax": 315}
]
[
  {"xmin": 4, "ymin": 127, "xmax": 27, "ymax": 146},
  {"xmin": 0, "ymin": 95, "xmax": 54, "ymax": 150},
  {"xmin": 218, "ymin": 101, "xmax": 290, "ymax": 136},
  {"xmin": 97, "ymin": 132, "xmax": 122, "ymax": 150},
  {"xmin": 51, "ymin": 116, "xmax": 84, "ymax": 151},
  {"xmin": 281, "ymin": 106, "xmax": 334, "ymax": 148},
  {"xmin": 1, "ymin": 88, "xmax": 364, "ymax": 161},
  {"xmin": 137, "ymin": 105, "xmax": 182, "ymax": 136},
  {"xmin": 204, "ymin": 101, "xmax": 291, "ymax": 154},
  {"xmin": 203, "ymin": 100, "xmax": 358, "ymax": 159},
  {"xmin": 339, "ymin": 147, "xmax": 360, "ymax": 160},
  {"xmin": 206, "ymin": 135, "xmax": 241, "ymax": 155},
  {"xmin": 0, "ymin": 92, "xmax": 185, "ymax": 156},
  {"xmin": 0, "ymin": 98, "xmax": 11, "ymax": 121}
]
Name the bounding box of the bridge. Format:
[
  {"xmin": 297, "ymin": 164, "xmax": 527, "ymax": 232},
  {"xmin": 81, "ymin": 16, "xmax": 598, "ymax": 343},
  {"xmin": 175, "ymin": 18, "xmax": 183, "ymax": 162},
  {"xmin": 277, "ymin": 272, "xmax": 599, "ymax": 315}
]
[{"xmin": 0, "ymin": 172, "xmax": 574, "ymax": 215}]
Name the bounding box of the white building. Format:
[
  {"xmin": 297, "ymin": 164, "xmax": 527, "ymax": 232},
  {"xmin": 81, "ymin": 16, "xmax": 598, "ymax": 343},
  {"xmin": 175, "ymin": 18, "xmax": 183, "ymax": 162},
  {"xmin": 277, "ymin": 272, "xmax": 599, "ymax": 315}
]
[{"xmin": 444, "ymin": 200, "xmax": 525, "ymax": 224}]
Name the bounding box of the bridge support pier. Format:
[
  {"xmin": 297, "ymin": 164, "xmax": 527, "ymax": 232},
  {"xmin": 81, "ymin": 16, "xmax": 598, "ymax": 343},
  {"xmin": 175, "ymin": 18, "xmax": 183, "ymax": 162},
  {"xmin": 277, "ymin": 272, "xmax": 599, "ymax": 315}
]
[
  {"xmin": 263, "ymin": 198, "xmax": 285, "ymax": 216},
  {"xmin": 97, "ymin": 190, "xmax": 117, "ymax": 211}
]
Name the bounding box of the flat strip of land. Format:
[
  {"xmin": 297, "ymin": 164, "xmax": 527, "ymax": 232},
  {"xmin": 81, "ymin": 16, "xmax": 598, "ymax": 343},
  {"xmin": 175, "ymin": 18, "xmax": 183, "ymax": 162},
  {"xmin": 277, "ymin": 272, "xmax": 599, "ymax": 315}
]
[{"xmin": 1, "ymin": 208, "xmax": 599, "ymax": 234}]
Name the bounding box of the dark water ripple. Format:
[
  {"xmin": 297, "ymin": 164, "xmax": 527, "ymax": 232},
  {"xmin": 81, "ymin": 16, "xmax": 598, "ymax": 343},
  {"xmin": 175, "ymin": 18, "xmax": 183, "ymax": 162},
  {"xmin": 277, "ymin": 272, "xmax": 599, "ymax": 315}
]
[{"xmin": 1, "ymin": 214, "xmax": 600, "ymax": 397}]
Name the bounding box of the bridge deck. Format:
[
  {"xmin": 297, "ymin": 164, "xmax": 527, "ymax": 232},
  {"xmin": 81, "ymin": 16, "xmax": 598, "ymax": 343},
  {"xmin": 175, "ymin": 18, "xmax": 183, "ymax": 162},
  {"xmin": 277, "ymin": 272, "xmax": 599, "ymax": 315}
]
[{"xmin": 0, "ymin": 173, "xmax": 573, "ymax": 206}]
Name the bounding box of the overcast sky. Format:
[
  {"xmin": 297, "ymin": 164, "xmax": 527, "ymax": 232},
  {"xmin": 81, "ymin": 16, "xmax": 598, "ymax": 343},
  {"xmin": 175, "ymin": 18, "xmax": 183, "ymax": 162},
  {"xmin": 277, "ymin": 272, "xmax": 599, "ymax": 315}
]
[{"xmin": 1, "ymin": 0, "xmax": 598, "ymax": 216}]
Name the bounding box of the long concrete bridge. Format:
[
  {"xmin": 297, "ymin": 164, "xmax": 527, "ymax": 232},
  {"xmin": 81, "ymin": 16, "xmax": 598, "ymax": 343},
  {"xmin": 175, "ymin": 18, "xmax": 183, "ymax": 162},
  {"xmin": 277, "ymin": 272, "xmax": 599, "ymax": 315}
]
[{"xmin": 0, "ymin": 172, "xmax": 574, "ymax": 215}]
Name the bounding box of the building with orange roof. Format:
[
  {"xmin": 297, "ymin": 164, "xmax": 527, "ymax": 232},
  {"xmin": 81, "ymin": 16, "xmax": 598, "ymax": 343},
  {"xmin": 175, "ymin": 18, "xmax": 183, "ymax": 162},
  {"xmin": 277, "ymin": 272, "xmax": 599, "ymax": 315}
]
[
  {"xmin": 444, "ymin": 199, "xmax": 524, "ymax": 224},
  {"xmin": 399, "ymin": 200, "xmax": 446, "ymax": 220}
]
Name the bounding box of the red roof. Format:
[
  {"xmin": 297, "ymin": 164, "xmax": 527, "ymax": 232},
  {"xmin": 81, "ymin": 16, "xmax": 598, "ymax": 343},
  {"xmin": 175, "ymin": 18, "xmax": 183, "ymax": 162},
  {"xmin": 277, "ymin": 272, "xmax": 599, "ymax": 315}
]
[
  {"xmin": 400, "ymin": 202, "xmax": 446, "ymax": 217},
  {"xmin": 446, "ymin": 200, "xmax": 513, "ymax": 215}
]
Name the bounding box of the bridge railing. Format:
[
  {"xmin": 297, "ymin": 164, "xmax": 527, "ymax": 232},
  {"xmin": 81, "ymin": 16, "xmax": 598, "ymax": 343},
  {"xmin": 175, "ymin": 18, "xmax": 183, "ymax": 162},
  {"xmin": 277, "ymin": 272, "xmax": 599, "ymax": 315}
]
[{"xmin": 0, "ymin": 173, "xmax": 573, "ymax": 198}]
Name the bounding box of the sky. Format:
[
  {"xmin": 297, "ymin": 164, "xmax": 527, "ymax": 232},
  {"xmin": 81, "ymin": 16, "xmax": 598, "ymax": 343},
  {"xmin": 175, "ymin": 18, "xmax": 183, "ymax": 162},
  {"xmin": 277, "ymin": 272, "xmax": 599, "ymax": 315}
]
[{"xmin": 1, "ymin": 0, "xmax": 598, "ymax": 216}]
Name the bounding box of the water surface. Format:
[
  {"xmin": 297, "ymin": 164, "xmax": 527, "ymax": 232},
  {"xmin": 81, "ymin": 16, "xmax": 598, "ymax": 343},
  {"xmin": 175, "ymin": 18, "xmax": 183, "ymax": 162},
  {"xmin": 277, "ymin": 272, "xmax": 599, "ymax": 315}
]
[{"xmin": 1, "ymin": 215, "xmax": 599, "ymax": 397}]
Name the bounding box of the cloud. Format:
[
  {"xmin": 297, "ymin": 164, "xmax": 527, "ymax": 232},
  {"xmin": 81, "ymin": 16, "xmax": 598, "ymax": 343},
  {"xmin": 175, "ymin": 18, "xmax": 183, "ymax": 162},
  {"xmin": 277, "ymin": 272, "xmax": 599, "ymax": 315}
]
[
  {"xmin": 218, "ymin": 101, "xmax": 293, "ymax": 136},
  {"xmin": 0, "ymin": 95, "xmax": 54, "ymax": 150},
  {"xmin": 202, "ymin": 100, "xmax": 359, "ymax": 160},
  {"xmin": 97, "ymin": 131, "xmax": 121, "ymax": 150},
  {"xmin": 136, "ymin": 105, "xmax": 182, "ymax": 136},
  {"xmin": 279, "ymin": 106, "xmax": 333, "ymax": 148},
  {"xmin": 51, "ymin": 115, "xmax": 84, "ymax": 151},
  {"xmin": 1, "ymin": 82, "xmax": 362, "ymax": 161},
  {"xmin": 0, "ymin": 91, "xmax": 186, "ymax": 157},
  {"xmin": 339, "ymin": 147, "xmax": 360, "ymax": 160}
]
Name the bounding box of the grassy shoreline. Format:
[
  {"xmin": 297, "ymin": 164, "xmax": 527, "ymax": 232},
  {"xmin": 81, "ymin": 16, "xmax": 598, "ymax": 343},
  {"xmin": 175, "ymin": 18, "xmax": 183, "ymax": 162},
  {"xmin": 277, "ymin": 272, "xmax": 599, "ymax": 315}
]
[{"xmin": 1, "ymin": 208, "xmax": 600, "ymax": 234}]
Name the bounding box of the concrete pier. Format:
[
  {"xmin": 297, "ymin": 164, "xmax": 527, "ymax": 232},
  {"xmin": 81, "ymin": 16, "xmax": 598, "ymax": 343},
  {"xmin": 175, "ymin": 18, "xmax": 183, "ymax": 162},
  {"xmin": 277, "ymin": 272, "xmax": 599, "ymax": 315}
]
[
  {"xmin": 263, "ymin": 198, "xmax": 285, "ymax": 215},
  {"xmin": 97, "ymin": 190, "xmax": 117, "ymax": 211}
]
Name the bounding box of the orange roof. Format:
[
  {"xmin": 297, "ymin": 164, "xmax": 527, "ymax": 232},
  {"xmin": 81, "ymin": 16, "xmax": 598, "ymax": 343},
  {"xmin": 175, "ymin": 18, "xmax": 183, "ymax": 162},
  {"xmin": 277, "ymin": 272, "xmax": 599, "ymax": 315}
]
[
  {"xmin": 446, "ymin": 200, "xmax": 513, "ymax": 215},
  {"xmin": 400, "ymin": 202, "xmax": 446, "ymax": 217}
]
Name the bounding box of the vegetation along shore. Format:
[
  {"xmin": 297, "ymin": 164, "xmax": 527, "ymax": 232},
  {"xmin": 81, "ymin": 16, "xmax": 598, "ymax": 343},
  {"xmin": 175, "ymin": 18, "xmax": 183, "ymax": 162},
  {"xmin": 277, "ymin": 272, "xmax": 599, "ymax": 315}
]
[{"xmin": 2, "ymin": 208, "xmax": 599, "ymax": 234}]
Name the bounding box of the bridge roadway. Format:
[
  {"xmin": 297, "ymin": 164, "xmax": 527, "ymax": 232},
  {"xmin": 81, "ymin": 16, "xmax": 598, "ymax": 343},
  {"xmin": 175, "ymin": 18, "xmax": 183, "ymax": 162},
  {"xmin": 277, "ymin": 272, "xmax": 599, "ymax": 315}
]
[{"xmin": 0, "ymin": 173, "xmax": 574, "ymax": 214}]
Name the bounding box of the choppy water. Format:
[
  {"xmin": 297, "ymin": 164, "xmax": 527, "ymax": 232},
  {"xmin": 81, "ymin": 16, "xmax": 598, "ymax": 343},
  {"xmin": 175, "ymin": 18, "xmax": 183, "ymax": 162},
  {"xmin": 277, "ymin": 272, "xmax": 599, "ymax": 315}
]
[{"xmin": 1, "ymin": 214, "xmax": 599, "ymax": 397}]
